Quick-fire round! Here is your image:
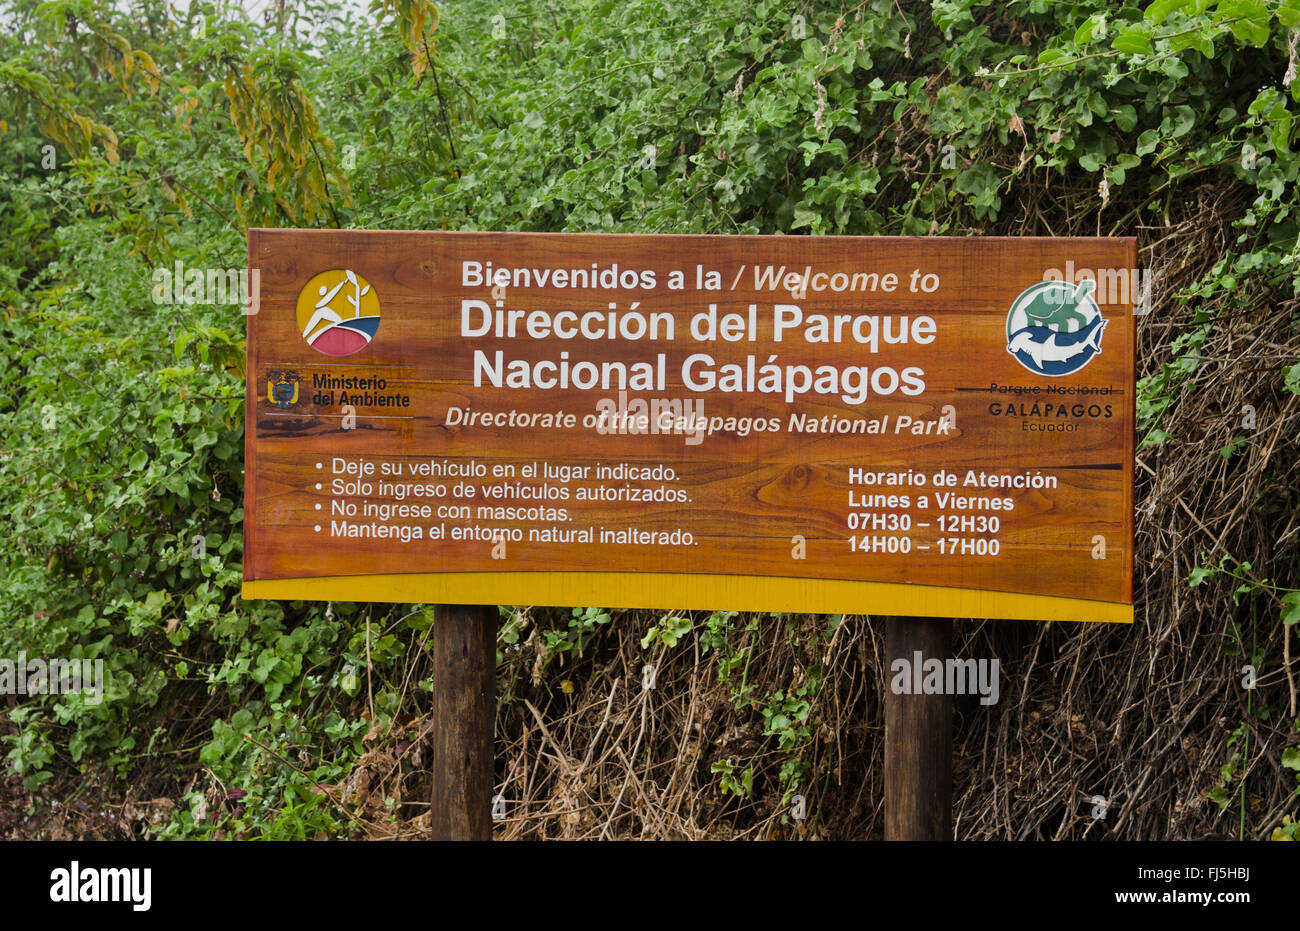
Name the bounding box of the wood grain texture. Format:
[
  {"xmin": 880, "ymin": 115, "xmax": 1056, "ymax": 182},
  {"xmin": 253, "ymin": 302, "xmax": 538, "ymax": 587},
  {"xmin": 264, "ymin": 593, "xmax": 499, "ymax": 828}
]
[
  {"xmin": 884, "ymin": 615, "xmax": 953, "ymax": 841},
  {"xmin": 430, "ymin": 603, "xmax": 496, "ymax": 841},
  {"xmin": 245, "ymin": 231, "xmax": 1136, "ymax": 613}
]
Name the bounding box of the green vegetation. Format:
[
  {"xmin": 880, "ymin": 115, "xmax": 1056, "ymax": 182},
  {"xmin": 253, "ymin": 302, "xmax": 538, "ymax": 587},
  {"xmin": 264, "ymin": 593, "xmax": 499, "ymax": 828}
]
[{"xmin": 1, "ymin": 0, "xmax": 1297, "ymax": 839}]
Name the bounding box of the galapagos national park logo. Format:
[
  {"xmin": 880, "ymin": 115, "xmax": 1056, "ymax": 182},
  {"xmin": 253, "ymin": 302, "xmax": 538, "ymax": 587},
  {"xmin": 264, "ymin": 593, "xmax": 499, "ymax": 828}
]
[
  {"xmin": 297, "ymin": 269, "xmax": 381, "ymax": 356},
  {"xmin": 1005, "ymin": 277, "xmax": 1106, "ymax": 377}
]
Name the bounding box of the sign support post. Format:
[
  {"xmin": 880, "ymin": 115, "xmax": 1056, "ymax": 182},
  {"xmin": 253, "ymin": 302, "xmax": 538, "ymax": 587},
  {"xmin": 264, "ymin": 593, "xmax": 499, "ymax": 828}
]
[
  {"xmin": 884, "ymin": 615, "xmax": 953, "ymax": 841},
  {"xmin": 430, "ymin": 603, "xmax": 496, "ymax": 841}
]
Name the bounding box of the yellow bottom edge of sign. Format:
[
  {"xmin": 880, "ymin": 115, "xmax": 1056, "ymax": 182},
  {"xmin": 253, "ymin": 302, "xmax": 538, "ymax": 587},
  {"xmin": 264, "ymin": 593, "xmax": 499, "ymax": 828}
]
[{"xmin": 242, "ymin": 573, "xmax": 1132, "ymax": 624}]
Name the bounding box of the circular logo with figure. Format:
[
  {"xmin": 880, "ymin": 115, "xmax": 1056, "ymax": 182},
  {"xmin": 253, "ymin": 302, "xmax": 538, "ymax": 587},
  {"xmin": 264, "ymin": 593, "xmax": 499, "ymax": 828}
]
[
  {"xmin": 296, "ymin": 269, "xmax": 380, "ymax": 356},
  {"xmin": 1005, "ymin": 277, "xmax": 1107, "ymax": 377}
]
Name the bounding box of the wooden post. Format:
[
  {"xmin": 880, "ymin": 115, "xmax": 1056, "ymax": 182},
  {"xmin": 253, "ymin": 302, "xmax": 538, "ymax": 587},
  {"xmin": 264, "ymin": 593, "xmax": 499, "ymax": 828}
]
[
  {"xmin": 884, "ymin": 615, "xmax": 954, "ymax": 841},
  {"xmin": 430, "ymin": 604, "xmax": 496, "ymax": 841}
]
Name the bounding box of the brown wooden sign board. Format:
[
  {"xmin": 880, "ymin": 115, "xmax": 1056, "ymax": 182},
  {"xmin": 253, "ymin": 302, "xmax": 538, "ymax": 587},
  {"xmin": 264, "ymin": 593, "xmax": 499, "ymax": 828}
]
[{"xmin": 243, "ymin": 231, "xmax": 1135, "ymax": 623}]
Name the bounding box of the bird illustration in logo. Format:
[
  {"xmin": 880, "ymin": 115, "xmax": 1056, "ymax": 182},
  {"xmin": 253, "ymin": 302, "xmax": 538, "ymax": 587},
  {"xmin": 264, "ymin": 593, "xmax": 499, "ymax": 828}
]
[
  {"xmin": 1005, "ymin": 277, "xmax": 1106, "ymax": 377},
  {"xmin": 296, "ymin": 269, "xmax": 381, "ymax": 356}
]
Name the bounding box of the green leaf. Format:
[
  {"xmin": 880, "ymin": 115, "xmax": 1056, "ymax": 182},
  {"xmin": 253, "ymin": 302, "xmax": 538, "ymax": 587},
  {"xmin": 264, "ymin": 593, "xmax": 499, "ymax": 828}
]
[
  {"xmin": 1145, "ymin": 0, "xmax": 1192, "ymax": 23},
  {"xmin": 1249, "ymin": 88, "xmax": 1278, "ymax": 117},
  {"xmin": 1112, "ymin": 29, "xmax": 1152, "ymax": 56},
  {"xmin": 1270, "ymin": 109, "xmax": 1294, "ymax": 154},
  {"xmin": 1220, "ymin": 0, "xmax": 1272, "ymax": 46},
  {"xmin": 1284, "ymin": 363, "xmax": 1300, "ymax": 395},
  {"xmin": 1282, "ymin": 591, "xmax": 1300, "ymax": 626},
  {"xmin": 791, "ymin": 204, "xmax": 820, "ymax": 230},
  {"xmin": 1167, "ymin": 104, "xmax": 1196, "ymax": 138},
  {"xmin": 1283, "ymin": 747, "xmax": 1300, "ymax": 770}
]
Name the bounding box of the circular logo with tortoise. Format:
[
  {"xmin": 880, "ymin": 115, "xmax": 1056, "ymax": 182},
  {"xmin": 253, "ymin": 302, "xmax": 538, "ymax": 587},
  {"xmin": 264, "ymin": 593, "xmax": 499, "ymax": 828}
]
[
  {"xmin": 1005, "ymin": 278, "xmax": 1106, "ymax": 377},
  {"xmin": 296, "ymin": 269, "xmax": 380, "ymax": 356}
]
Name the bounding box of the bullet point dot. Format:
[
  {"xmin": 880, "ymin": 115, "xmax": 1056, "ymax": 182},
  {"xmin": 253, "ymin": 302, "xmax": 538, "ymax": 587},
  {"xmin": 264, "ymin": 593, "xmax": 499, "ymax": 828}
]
[
  {"xmin": 315, "ymin": 483, "xmax": 322, "ymax": 490},
  {"xmin": 314, "ymin": 525, "xmax": 321, "ymax": 532},
  {"xmin": 315, "ymin": 503, "xmax": 321, "ymax": 510},
  {"xmin": 316, "ymin": 462, "xmax": 322, "ymax": 469}
]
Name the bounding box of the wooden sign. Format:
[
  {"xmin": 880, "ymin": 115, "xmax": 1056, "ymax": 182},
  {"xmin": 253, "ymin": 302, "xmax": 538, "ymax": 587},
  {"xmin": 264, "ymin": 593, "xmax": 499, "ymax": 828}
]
[{"xmin": 243, "ymin": 231, "xmax": 1135, "ymax": 623}]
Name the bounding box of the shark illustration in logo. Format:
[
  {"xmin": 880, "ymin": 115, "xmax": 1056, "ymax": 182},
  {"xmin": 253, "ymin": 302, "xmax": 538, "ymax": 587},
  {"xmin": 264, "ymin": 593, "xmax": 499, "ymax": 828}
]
[
  {"xmin": 1007, "ymin": 314, "xmax": 1107, "ymax": 371},
  {"xmin": 1005, "ymin": 277, "xmax": 1106, "ymax": 376}
]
